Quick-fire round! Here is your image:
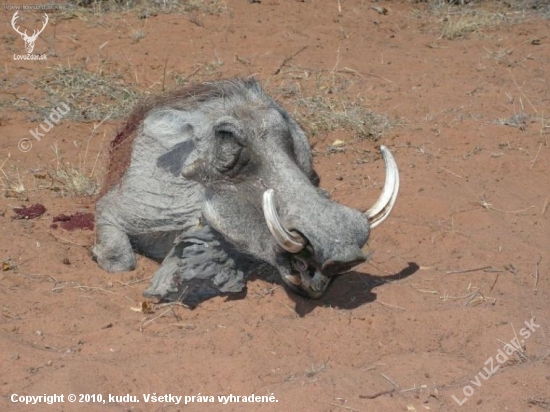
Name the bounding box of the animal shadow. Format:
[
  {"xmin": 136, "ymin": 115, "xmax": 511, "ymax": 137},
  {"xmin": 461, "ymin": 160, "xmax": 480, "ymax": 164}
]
[{"xmin": 287, "ymin": 262, "xmax": 420, "ymax": 317}]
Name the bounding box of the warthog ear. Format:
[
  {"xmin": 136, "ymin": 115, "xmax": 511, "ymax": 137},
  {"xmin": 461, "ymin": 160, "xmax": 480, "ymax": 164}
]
[{"xmin": 156, "ymin": 140, "xmax": 196, "ymax": 176}]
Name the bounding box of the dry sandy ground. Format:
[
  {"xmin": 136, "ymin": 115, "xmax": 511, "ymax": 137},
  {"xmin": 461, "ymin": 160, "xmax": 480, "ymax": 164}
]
[{"xmin": 1, "ymin": 1, "xmax": 549, "ymax": 411}]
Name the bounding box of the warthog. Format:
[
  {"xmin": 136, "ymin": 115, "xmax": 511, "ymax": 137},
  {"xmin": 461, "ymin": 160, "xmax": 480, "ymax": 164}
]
[{"xmin": 93, "ymin": 78, "xmax": 399, "ymax": 305}]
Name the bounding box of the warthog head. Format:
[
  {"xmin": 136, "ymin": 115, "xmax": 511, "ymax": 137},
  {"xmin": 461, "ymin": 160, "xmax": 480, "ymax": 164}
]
[{"xmin": 97, "ymin": 78, "xmax": 399, "ymax": 300}]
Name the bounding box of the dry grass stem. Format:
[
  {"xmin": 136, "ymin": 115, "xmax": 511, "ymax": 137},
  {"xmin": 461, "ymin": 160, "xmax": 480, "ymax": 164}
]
[
  {"xmin": 329, "ymin": 403, "xmax": 364, "ymax": 412},
  {"xmin": 52, "ymin": 284, "xmax": 135, "ymax": 303},
  {"xmin": 478, "ymin": 199, "xmax": 535, "ymax": 214},
  {"xmin": 510, "ymin": 69, "xmax": 538, "ymax": 113},
  {"xmin": 381, "ymin": 373, "xmax": 400, "ymax": 388},
  {"xmin": 531, "ymin": 143, "xmax": 542, "ymax": 169},
  {"xmin": 533, "ymin": 256, "xmax": 541, "ymax": 292},
  {"xmin": 47, "ymin": 231, "xmax": 88, "ymax": 247},
  {"xmin": 446, "ymin": 266, "xmax": 492, "ymax": 275},
  {"xmin": 140, "ymin": 309, "xmax": 173, "ymax": 332},
  {"xmin": 376, "ymin": 300, "xmax": 406, "ymax": 310},
  {"xmin": 489, "ymin": 273, "xmax": 500, "ymax": 292}
]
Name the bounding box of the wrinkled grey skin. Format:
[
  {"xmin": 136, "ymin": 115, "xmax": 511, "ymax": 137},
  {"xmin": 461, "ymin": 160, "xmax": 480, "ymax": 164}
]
[{"xmin": 93, "ymin": 78, "xmax": 370, "ymax": 305}]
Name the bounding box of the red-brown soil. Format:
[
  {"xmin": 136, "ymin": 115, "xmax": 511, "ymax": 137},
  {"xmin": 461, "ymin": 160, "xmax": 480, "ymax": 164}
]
[{"xmin": 1, "ymin": 1, "xmax": 549, "ymax": 411}]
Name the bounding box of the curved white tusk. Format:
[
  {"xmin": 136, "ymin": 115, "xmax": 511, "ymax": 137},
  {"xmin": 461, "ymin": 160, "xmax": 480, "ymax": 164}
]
[
  {"xmin": 262, "ymin": 189, "xmax": 307, "ymax": 253},
  {"xmin": 284, "ymin": 274, "xmax": 302, "ymax": 286},
  {"xmin": 365, "ymin": 146, "xmax": 400, "ymax": 228}
]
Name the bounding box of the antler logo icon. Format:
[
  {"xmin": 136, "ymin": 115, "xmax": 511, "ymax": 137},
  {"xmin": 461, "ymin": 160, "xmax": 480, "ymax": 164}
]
[{"xmin": 11, "ymin": 11, "xmax": 49, "ymax": 54}]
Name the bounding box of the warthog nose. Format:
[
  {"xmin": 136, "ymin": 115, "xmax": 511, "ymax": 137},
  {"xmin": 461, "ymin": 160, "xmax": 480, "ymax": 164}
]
[{"xmin": 321, "ymin": 252, "xmax": 368, "ymax": 276}]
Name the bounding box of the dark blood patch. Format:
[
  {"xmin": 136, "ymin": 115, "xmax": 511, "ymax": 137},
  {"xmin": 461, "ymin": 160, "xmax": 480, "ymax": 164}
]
[
  {"xmin": 51, "ymin": 212, "xmax": 95, "ymax": 231},
  {"xmin": 12, "ymin": 204, "xmax": 46, "ymax": 220}
]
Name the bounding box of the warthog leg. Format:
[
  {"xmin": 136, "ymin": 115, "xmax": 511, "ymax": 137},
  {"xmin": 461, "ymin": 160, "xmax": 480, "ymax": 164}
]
[{"xmin": 92, "ymin": 224, "xmax": 137, "ymax": 272}]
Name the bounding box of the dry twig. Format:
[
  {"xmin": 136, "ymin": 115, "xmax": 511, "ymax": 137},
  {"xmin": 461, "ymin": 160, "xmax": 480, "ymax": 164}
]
[
  {"xmin": 359, "ymin": 388, "xmax": 395, "ymax": 399},
  {"xmin": 273, "ymin": 46, "xmax": 308, "ymax": 75}
]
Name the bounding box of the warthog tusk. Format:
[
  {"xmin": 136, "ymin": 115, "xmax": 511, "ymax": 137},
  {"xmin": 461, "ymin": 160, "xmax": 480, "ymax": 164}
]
[
  {"xmin": 365, "ymin": 146, "xmax": 400, "ymax": 228},
  {"xmin": 284, "ymin": 274, "xmax": 302, "ymax": 286},
  {"xmin": 262, "ymin": 189, "xmax": 306, "ymax": 253}
]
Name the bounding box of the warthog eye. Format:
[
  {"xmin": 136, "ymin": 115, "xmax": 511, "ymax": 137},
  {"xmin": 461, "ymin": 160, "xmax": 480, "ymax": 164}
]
[{"xmin": 217, "ymin": 130, "xmax": 234, "ymax": 139}]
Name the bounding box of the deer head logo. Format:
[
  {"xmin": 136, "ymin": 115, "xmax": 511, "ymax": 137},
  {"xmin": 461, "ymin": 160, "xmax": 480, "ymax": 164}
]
[{"xmin": 11, "ymin": 11, "xmax": 49, "ymax": 54}]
